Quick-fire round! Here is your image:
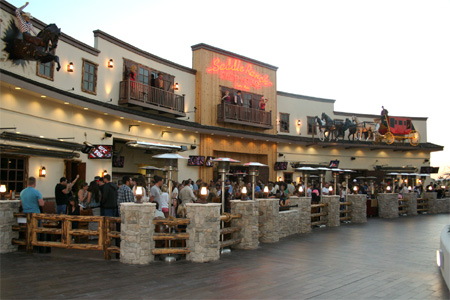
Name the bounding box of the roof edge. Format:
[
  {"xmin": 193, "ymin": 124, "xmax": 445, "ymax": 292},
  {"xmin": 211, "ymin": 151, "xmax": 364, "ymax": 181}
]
[
  {"xmin": 277, "ymin": 91, "xmax": 336, "ymax": 103},
  {"xmin": 191, "ymin": 43, "xmax": 278, "ymax": 71}
]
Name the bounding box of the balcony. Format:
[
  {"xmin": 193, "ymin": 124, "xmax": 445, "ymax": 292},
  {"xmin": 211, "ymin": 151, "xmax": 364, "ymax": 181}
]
[
  {"xmin": 217, "ymin": 103, "xmax": 272, "ymax": 129},
  {"xmin": 119, "ymin": 81, "xmax": 185, "ymax": 117}
]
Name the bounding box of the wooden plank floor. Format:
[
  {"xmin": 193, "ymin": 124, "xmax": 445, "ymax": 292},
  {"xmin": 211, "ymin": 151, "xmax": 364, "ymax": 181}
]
[{"xmin": 1, "ymin": 214, "xmax": 449, "ymax": 299}]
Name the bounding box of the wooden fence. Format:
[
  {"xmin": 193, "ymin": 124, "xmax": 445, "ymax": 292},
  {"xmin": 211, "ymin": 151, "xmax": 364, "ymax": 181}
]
[
  {"xmin": 340, "ymin": 201, "xmax": 353, "ymax": 222},
  {"xmin": 220, "ymin": 213, "xmax": 242, "ymax": 249},
  {"xmin": 417, "ymin": 198, "xmax": 429, "ymax": 214},
  {"xmin": 12, "ymin": 213, "xmax": 120, "ymax": 259},
  {"xmin": 311, "ymin": 203, "xmax": 328, "ymax": 227}
]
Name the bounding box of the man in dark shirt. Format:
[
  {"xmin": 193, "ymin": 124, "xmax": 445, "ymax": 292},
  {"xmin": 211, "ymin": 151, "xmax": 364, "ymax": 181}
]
[
  {"xmin": 55, "ymin": 175, "xmax": 79, "ymax": 214},
  {"xmin": 101, "ymin": 174, "xmax": 118, "ymax": 217}
]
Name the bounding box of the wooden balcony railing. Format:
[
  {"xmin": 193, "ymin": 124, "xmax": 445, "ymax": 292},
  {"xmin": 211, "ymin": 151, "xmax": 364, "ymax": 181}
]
[
  {"xmin": 119, "ymin": 81, "xmax": 186, "ymax": 117},
  {"xmin": 217, "ymin": 103, "xmax": 272, "ymax": 129}
]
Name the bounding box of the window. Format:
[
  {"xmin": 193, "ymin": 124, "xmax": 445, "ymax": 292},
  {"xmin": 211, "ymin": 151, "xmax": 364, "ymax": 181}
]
[
  {"xmin": 220, "ymin": 86, "xmax": 261, "ymax": 107},
  {"xmin": 138, "ymin": 67, "xmax": 150, "ymax": 85},
  {"xmin": 280, "ymin": 113, "xmax": 289, "ymax": 133},
  {"xmin": 0, "ymin": 156, "xmax": 27, "ymax": 194},
  {"xmin": 81, "ymin": 59, "xmax": 98, "ymax": 95},
  {"xmin": 307, "ymin": 116, "xmax": 317, "ymax": 135},
  {"xmin": 36, "ymin": 61, "xmax": 54, "ymax": 81}
]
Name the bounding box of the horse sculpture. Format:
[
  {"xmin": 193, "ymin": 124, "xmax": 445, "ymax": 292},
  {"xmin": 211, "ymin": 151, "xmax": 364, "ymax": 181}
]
[
  {"xmin": 2, "ymin": 20, "xmax": 61, "ymax": 71},
  {"xmin": 344, "ymin": 118, "xmax": 358, "ymax": 141},
  {"xmin": 321, "ymin": 112, "xmax": 345, "ymax": 141}
]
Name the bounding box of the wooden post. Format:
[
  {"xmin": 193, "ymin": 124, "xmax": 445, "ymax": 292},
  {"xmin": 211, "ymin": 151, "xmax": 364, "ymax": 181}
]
[{"xmin": 26, "ymin": 213, "xmax": 33, "ymax": 254}]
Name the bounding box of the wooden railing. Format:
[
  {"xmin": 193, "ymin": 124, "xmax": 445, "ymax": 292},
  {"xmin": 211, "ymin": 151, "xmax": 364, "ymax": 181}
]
[
  {"xmin": 340, "ymin": 201, "xmax": 352, "ymax": 222},
  {"xmin": 417, "ymin": 198, "xmax": 429, "ymax": 214},
  {"xmin": 398, "ymin": 198, "xmax": 409, "ymax": 215},
  {"xmin": 11, "ymin": 213, "xmax": 120, "ymax": 259},
  {"xmin": 217, "ymin": 103, "xmax": 272, "ymax": 129},
  {"xmin": 220, "ymin": 213, "xmax": 242, "ymax": 248},
  {"xmin": 152, "ymin": 217, "xmax": 190, "ymax": 255},
  {"xmin": 119, "ymin": 80, "xmax": 185, "ymax": 117},
  {"xmin": 311, "ymin": 203, "xmax": 328, "ymax": 227}
]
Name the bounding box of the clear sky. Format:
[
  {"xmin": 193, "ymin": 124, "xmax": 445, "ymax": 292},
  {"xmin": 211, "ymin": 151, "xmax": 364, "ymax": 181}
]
[{"xmin": 7, "ymin": 0, "xmax": 450, "ymax": 179}]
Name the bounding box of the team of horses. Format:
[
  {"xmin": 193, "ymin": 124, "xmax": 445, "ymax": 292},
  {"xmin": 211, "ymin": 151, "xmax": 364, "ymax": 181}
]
[{"xmin": 314, "ymin": 113, "xmax": 380, "ymax": 142}]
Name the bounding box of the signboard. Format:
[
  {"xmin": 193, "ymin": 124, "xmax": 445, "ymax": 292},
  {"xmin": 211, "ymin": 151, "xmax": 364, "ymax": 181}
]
[
  {"xmin": 420, "ymin": 166, "xmax": 439, "ymax": 174},
  {"xmin": 206, "ymin": 58, "xmax": 273, "ymax": 91},
  {"xmin": 88, "ymin": 145, "xmax": 112, "ymax": 159}
]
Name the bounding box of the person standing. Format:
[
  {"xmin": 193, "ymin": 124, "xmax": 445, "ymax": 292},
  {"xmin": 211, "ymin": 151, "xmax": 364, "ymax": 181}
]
[
  {"xmin": 150, "ymin": 175, "xmax": 163, "ymax": 212},
  {"xmin": 55, "ymin": 175, "xmax": 79, "ymax": 215},
  {"xmin": 101, "ymin": 174, "xmax": 118, "ymax": 217},
  {"xmin": 154, "ymin": 72, "xmax": 165, "ymax": 105},
  {"xmin": 117, "ymin": 175, "xmax": 134, "ymax": 216},
  {"xmin": 20, "ymin": 176, "xmax": 43, "ymax": 214}
]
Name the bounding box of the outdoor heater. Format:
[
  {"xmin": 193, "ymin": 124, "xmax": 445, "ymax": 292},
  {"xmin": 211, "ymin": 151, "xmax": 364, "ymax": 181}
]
[
  {"xmin": 342, "ymin": 169, "xmax": 355, "ymax": 201},
  {"xmin": 139, "ymin": 166, "xmax": 164, "ymax": 202},
  {"xmin": 152, "ymin": 153, "xmax": 188, "ymax": 263},
  {"xmin": 295, "ymin": 166, "xmax": 316, "ymax": 196},
  {"xmin": 211, "ymin": 158, "xmax": 240, "ymax": 255},
  {"xmin": 316, "ymin": 167, "xmax": 330, "ymax": 201},
  {"xmin": 331, "ymin": 168, "xmax": 343, "ymax": 196},
  {"xmin": 243, "ymin": 162, "xmax": 267, "ymax": 200},
  {"xmin": 387, "ymin": 172, "xmax": 399, "ymax": 193}
]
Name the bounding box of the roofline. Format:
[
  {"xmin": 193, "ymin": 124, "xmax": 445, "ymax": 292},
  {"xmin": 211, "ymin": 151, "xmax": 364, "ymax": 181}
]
[
  {"xmin": 1, "ymin": 69, "xmax": 442, "ymax": 153},
  {"xmin": 1, "ymin": 1, "xmax": 100, "ymax": 56},
  {"xmin": 334, "ymin": 111, "xmax": 428, "ymax": 121},
  {"xmin": 191, "ymin": 43, "xmax": 278, "ymax": 71},
  {"xmin": 277, "ymin": 91, "xmax": 336, "ymax": 103},
  {"xmin": 94, "ymin": 30, "xmax": 196, "ymax": 74}
]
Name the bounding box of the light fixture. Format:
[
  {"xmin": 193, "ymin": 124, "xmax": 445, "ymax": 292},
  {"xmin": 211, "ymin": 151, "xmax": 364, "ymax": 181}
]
[
  {"xmin": 241, "ymin": 186, "xmax": 248, "ymax": 200},
  {"xmin": 329, "ymin": 186, "xmax": 334, "ymax": 193},
  {"xmin": 174, "ymin": 82, "xmax": 179, "ymax": 90},
  {"xmin": 0, "ymin": 184, "xmax": 6, "ymax": 199},
  {"xmin": 428, "ymin": 185, "xmax": 433, "ymax": 191},
  {"xmin": 14, "ymin": 87, "xmax": 21, "ymax": 90},
  {"xmin": 278, "ymin": 176, "xmax": 282, "ymax": 182},
  {"xmin": 353, "ymin": 186, "xmax": 359, "ymax": 193},
  {"xmin": 386, "ymin": 185, "xmax": 391, "ymax": 191},
  {"xmin": 108, "ymin": 59, "xmax": 114, "ymax": 68},
  {"xmin": 102, "ymin": 170, "xmax": 108, "ymax": 177},
  {"xmin": 135, "ymin": 186, "xmax": 144, "ymax": 203},
  {"xmin": 67, "ymin": 62, "xmax": 74, "ymax": 72},
  {"xmin": 408, "ymin": 186, "xmax": 412, "ymax": 191},
  {"xmin": 263, "ymin": 186, "xmax": 269, "ymax": 197},
  {"xmin": 39, "ymin": 167, "xmax": 46, "ymax": 177},
  {"xmin": 297, "ymin": 120, "xmax": 302, "ymax": 126},
  {"xmin": 198, "ymin": 186, "xmax": 208, "ymax": 204}
]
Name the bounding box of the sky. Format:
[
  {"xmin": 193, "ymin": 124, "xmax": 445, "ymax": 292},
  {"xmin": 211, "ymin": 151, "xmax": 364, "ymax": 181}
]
[{"xmin": 7, "ymin": 0, "xmax": 450, "ymax": 179}]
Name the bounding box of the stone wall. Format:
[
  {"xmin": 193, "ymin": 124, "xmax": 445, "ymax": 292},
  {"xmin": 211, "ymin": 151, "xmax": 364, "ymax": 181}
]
[
  {"xmin": 347, "ymin": 194, "xmax": 367, "ymax": 224},
  {"xmin": 257, "ymin": 199, "xmax": 279, "ymax": 243},
  {"xmin": 230, "ymin": 200, "xmax": 259, "ymax": 250},
  {"xmin": 435, "ymin": 198, "xmax": 450, "ymax": 214},
  {"xmin": 377, "ymin": 193, "xmax": 399, "ymax": 218},
  {"xmin": 288, "ymin": 196, "xmax": 311, "ymax": 234},
  {"xmin": 322, "ymin": 196, "xmax": 340, "ymax": 227},
  {"xmin": 0, "ymin": 200, "xmax": 20, "ymax": 253},
  {"xmin": 424, "ymin": 192, "xmax": 438, "ymax": 214},
  {"xmin": 402, "ymin": 193, "xmax": 418, "ymax": 216},
  {"xmin": 279, "ymin": 210, "xmax": 300, "ymax": 238},
  {"xmin": 186, "ymin": 203, "xmax": 221, "ymax": 263},
  {"xmin": 120, "ymin": 203, "xmax": 155, "ymax": 265}
]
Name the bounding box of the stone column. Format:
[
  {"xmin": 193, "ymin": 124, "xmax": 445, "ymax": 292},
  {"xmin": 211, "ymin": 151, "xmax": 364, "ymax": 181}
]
[
  {"xmin": 120, "ymin": 203, "xmax": 155, "ymax": 265},
  {"xmin": 288, "ymin": 196, "xmax": 311, "ymax": 234},
  {"xmin": 257, "ymin": 199, "xmax": 279, "ymax": 243},
  {"xmin": 186, "ymin": 203, "xmax": 221, "ymax": 263},
  {"xmin": 322, "ymin": 196, "xmax": 340, "ymax": 227},
  {"xmin": 424, "ymin": 192, "xmax": 437, "ymax": 214},
  {"xmin": 377, "ymin": 193, "xmax": 399, "ymax": 218},
  {"xmin": 403, "ymin": 193, "xmax": 418, "ymax": 216},
  {"xmin": 230, "ymin": 200, "xmax": 259, "ymax": 250},
  {"xmin": 0, "ymin": 200, "xmax": 20, "ymax": 253},
  {"xmin": 347, "ymin": 194, "xmax": 367, "ymax": 224}
]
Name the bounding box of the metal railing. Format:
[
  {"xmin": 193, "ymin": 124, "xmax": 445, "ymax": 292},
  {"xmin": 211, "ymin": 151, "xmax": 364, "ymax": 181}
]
[{"xmin": 217, "ymin": 103, "xmax": 272, "ymax": 128}]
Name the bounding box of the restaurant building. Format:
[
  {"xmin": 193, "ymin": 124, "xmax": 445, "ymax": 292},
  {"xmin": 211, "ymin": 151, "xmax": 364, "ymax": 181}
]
[{"xmin": 0, "ymin": 1, "xmax": 443, "ymax": 198}]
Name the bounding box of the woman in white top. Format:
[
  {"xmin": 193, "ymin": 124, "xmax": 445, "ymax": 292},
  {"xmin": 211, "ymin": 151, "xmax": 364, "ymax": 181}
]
[{"xmin": 160, "ymin": 184, "xmax": 169, "ymax": 218}]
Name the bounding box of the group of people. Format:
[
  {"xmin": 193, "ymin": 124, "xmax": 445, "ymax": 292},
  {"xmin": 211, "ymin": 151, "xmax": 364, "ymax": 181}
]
[{"xmin": 221, "ymin": 90, "xmax": 269, "ymax": 111}]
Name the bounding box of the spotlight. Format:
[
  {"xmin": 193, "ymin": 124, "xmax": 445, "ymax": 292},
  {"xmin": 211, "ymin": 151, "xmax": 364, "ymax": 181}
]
[{"xmin": 81, "ymin": 141, "xmax": 95, "ymax": 154}]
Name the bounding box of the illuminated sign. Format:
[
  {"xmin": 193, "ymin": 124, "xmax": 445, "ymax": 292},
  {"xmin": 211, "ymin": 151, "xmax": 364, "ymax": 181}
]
[{"xmin": 206, "ymin": 58, "xmax": 273, "ymax": 90}]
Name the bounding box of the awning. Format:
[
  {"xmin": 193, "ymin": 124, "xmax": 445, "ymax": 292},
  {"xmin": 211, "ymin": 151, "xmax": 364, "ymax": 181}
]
[
  {"xmin": 0, "ymin": 131, "xmax": 84, "ymax": 151},
  {"xmin": 0, "ymin": 144, "xmax": 80, "ymax": 159},
  {"xmin": 126, "ymin": 141, "xmax": 187, "ymax": 152}
]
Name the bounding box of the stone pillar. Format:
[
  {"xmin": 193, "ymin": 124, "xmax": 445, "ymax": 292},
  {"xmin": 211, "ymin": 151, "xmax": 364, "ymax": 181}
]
[
  {"xmin": 424, "ymin": 192, "xmax": 437, "ymax": 214},
  {"xmin": 377, "ymin": 193, "xmax": 399, "ymax": 218},
  {"xmin": 435, "ymin": 199, "xmax": 450, "ymax": 214},
  {"xmin": 257, "ymin": 199, "xmax": 279, "ymax": 243},
  {"xmin": 186, "ymin": 203, "xmax": 221, "ymax": 263},
  {"xmin": 322, "ymin": 196, "xmax": 340, "ymax": 227},
  {"xmin": 288, "ymin": 196, "xmax": 311, "ymax": 233},
  {"xmin": 347, "ymin": 194, "xmax": 367, "ymax": 224},
  {"xmin": 230, "ymin": 200, "xmax": 259, "ymax": 250},
  {"xmin": 403, "ymin": 193, "xmax": 418, "ymax": 216},
  {"xmin": 0, "ymin": 200, "xmax": 20, "ymax": 253},
  {"xmin": 120, "ymin": 203, "xmax": 155, "ymax": 265}
]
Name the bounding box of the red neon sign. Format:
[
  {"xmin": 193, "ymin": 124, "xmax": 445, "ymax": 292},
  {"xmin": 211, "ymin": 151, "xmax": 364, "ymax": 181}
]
[{"xmin": 206, "ymin": 58, "xmax": 273, "ymax": 90}]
